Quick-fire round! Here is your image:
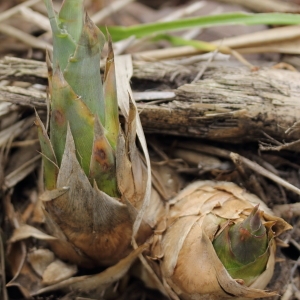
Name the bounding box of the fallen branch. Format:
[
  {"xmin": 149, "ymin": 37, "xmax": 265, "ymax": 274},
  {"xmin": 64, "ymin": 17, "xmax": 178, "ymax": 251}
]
[{"xmin": 1, "ymin": 57, "xmax": 300, "ymax": 143}]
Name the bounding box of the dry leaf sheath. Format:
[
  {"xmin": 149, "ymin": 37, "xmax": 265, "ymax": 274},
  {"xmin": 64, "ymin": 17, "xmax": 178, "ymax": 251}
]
[{"xmin": 36, "ymin": 0, "xmax": 292, "ymax": 299}]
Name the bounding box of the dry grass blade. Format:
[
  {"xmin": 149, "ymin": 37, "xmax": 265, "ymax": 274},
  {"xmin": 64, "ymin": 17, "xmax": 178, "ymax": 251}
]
[
  {"xmin": 0, "ymin": 86, "xmax": 46, "ymax": 100},
  {"xmin": 133, "ymin": 91, "xmax": 175, "ymax": 101},
  {"xmin": 213, "ymin": 25, "xmax": 300, "ymax": 49},
  {"xmin": 134, "ymin": 25, "xmax": 300, "ymax": 60},
  {"xmin": 0, "ymin": 102, "xmax": 18, "ymax": 118},
  {"xmin": 0, "ymin": 0, "xmax": 41, "ymax": 23},
  {"xmin": 0, "ymin": 118, "xmax": 33, "ymax": 147},
  {"xmin": 215, "ymin": 0, "xmax": 300, "ymax": 13},
  {"xmin": 4, "ymin": 155, "xmax": 40, "ymax": 190},
  {"xmin": 160, "ymin": 2, "xmax": 207, "ymax": 22},
  {"xmin": 273, "ymin": 203, "xmax": 300, "ymax": 219},
  {"xmin": 0, "ymin": 24, "xmax": 52, "ymax": 50},
  {"xmin": 0, "ymin": 57, "xmax": 47, "ymax": 83},
  {"xmin": 19, "ymin": 6, "xmax": 51, "ymax": 31},
  {"xmin": 236, "ymin": 41, "xmax": 300, "ymax": 55},
  {"xmin": 91, "ymin": 0, "xmax": 136, "ymax": 24},
  {"xmin": 125, "ymin": 1, "xmax": 207, "ymax": 53},
  {"xmin": 281, "ymin": 283, "xmax": 294, "ymax": 300}
]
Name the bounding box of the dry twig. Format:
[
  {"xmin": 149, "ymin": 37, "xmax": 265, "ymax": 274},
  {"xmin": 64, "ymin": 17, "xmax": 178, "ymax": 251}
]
[{"xmin": 230, "ymin": 153, "xmax": 300, "ymax": 196}]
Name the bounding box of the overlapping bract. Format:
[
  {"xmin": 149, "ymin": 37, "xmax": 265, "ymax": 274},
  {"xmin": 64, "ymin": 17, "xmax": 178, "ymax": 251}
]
[
  {"xmin": 36, "ymin": 0, "xmax": 149, "ymax": 267},
  {"xmin": 42, "ymin": 0, "xmax": 117, "ymax": 194},
  {"xmin": 151, "ymin": 181, "xmax": 292, "ymax": 299}
]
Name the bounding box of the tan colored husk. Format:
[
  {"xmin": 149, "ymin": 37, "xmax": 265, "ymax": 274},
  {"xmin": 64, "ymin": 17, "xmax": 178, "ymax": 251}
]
[
  {"xmin": 41, "ymin": 124, "xmax": 152, "ymax": 267},
  {"xmin": 151, "ymin": 181, "xmax": 292, "ymax": 300}
]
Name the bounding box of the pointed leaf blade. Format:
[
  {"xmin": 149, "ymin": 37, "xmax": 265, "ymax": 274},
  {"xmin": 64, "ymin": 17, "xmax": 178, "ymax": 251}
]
[
  {"xmin": 103, "ymin": 36, "xmax": 119, "ymax": 149},
  {"xmin": 50, "ymin": 68, "xmax": 95, "ymax": 175},
  {"xmin": 35, "ymin": 112, "xmax": 59, "ymax": 190},
  {"xmin": 63, "ymin": 14, "xmax": 106, "ymax": 124}
]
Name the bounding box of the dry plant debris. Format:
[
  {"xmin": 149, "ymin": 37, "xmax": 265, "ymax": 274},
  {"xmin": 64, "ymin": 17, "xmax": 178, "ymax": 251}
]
[{"xmin": 0, "ymin": 0, "xmax": 300, "ymax": 300}]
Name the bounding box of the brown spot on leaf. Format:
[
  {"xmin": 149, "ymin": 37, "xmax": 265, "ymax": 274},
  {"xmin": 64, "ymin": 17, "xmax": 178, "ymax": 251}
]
[
  {"xmin": 93, "ymin": 140, "xmax": 109, "ymax": 168},
  {"xmin": 53, "ymin": 109, "xmax": 65, "ymax": 126},
  {"xmin": 96, "ymin": 148, "xmax": 106, "ymax": 160},
  {"xmin": 239, "ymin": 228, "xmax": 251, "ymax": 241}
]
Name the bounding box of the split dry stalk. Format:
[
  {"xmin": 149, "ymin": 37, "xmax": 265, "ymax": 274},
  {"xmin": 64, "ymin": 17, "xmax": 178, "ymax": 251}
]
[{"xmin": 2, "ymin": 58, "xmax": 300, "ymax": 143}]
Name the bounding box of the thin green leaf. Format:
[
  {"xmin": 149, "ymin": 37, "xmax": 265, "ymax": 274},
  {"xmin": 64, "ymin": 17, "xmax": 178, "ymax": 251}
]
[
  {"xmin": 102, "ymin": 12, "xmax": 300, "ymax": 41},
  {"xmin": 153, "ymin": 34, "xmax": 216, "ymax": 51}
]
